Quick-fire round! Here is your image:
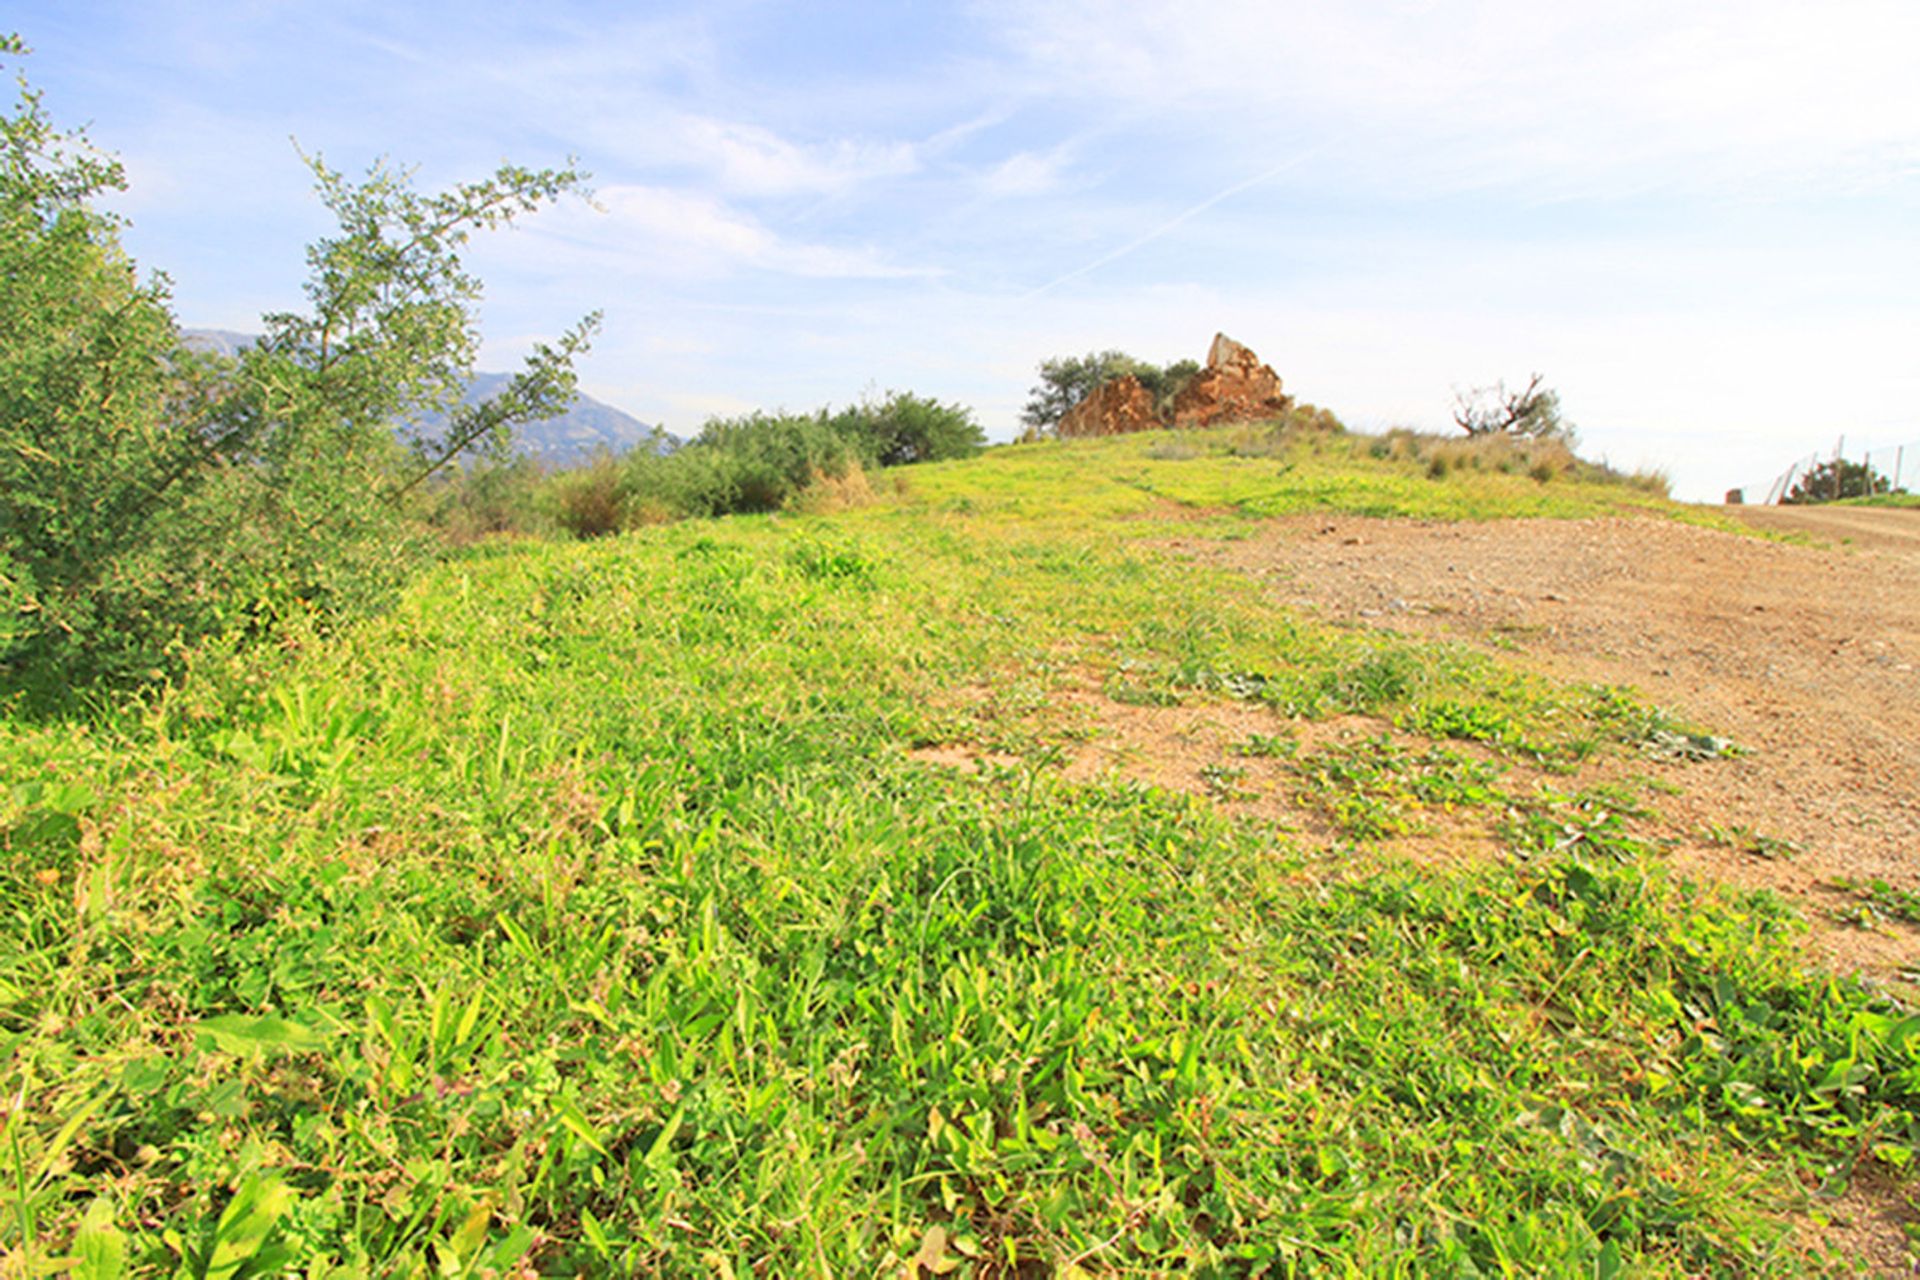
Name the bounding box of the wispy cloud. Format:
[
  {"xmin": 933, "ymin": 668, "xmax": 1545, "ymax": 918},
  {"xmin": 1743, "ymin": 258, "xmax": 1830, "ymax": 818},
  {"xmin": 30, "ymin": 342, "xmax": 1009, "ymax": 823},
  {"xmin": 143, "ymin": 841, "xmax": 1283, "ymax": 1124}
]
[
  {"xmin": 1021, "ymin": 145, "xmax": 1328, "ymax": 297},
  {"xmin": 674, "ymin": 116, "xmax": 919, "ymax": 196},
  {"xmin": 542, "ymin": 184, "xmax": 940, "ymax": 281},
  {"xmin": 979, "ymin": 146, "xmax": 1072, "ymax": 198},
  {"xmin": 977, "ymin": 0, "xmax": 1920, "ymax": 197}
]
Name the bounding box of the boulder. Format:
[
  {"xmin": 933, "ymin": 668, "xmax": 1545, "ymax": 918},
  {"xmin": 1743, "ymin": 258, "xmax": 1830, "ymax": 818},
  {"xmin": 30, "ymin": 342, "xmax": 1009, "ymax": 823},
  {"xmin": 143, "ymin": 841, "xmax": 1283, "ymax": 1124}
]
[
  {"xmin": 1057, "ymin": 374, "xmax": 1160, "ymax": 438},
  {"xmin": 1170, "ymin": 333, "xmax": 1291, "ymax": 428}
]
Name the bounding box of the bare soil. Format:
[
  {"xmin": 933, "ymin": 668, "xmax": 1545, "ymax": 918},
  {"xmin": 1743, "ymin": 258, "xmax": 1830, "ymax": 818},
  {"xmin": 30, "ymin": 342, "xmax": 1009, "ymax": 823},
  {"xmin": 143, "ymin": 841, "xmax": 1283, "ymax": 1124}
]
[{"xmin": 1176, "ymin": 507, "xmax": 1920, "ymax": 983}]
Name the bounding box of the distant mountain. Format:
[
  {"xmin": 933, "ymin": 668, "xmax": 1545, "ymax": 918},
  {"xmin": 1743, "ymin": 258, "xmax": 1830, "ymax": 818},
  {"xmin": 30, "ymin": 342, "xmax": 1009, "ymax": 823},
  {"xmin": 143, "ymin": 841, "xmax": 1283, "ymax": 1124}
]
[
  {"xmin": 183, "ymin": 328, "xmax": 257, "ymax": 359},
  {"xmin": 180, "ymin": 329, "xmax": 666, "ymax": 466},
  {"xmin": 420, "ymin": 372, "xmax": 668, "ymax": 466}
]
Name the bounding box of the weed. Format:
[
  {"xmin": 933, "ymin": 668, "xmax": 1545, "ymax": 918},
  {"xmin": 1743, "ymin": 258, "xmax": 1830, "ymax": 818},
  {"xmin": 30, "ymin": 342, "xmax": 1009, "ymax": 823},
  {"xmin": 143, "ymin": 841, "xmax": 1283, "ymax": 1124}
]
[
  {"xmin": 1703, "ymin": 822, "xmax": 1800, "ymax": 861},
  {"xmin": 1293, "ymin": 735, "xmax": 1506, "ymax": 840},
  {"xmin": 1505, "ymin": 786, "xmax": 1657, "ymax": 862},
  {"xmin": 1198, "ymin": 762, "xmax": 1257, "ymax": 801},
  {"xmin": 1830, "ymin": 877, "xmax": 1920, "ymax": 926}
]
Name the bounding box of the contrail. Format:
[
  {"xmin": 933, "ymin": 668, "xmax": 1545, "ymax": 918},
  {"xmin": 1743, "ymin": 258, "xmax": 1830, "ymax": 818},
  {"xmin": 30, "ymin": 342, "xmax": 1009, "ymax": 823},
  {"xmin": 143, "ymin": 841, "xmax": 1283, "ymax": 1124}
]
[{"xmin": 1021, "ymin": 143, "xmax": 1329, "ymax": 300}]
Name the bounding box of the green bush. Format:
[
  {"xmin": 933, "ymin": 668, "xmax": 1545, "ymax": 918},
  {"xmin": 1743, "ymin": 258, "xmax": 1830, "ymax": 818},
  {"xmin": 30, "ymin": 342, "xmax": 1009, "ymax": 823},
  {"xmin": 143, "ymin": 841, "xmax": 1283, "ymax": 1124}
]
[
  {"xmin": 542, "ymin": 451, "xmax": 633, "ymax": 538},
  {"xmin": 827, "ymin": 390, "xmax": 983, "ymax": 467},
  {"xmin": 687, "ymin": 411, "xmax": 859, "ymax": 512},
  {"xmin": 424, "ymin": 454, "xmax": 556, "ymax": 542},
  {"xmin": 1783, "ymin": 458, "xmax": 1900, "ymax": 504},
  {"xmin": 0, "ymin": 43, "xmax": 594, "ymax": 704},
  {"xmin": 591, "ymin": 397, "xmax": 973, "ymax": 531}
]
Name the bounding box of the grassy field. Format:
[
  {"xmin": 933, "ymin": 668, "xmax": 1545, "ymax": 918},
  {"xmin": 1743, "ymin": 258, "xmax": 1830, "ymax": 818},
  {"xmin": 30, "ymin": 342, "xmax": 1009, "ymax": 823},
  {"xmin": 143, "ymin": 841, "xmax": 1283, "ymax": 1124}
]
[{"xmin": 3, "ymin": 426, "xmax": 1915, "ymax": 1275}]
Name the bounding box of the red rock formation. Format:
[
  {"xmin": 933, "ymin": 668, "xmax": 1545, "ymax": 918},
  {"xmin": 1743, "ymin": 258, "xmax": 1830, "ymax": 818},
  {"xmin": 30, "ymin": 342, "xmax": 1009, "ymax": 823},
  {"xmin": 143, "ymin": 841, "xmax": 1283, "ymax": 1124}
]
[
  {"xmin": 1057, "ymin": 374, "xmax": 1160, "ymax": 438},
  {"xmin": 1170, "ymin": 333, "xmax": 1291, "ymax": 429}
]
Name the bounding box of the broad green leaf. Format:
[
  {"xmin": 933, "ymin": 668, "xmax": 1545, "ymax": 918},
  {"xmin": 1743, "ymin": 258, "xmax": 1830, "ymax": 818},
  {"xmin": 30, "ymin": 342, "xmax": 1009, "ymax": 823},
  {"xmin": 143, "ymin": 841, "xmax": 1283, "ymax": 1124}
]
[
  {"xmin": 72, "ymin": 1196, "xmax": 126, "ymax": 1280},
  {"xmin": 195, "ymin": 1015, "xmax": 326, "ymax": 1058}
]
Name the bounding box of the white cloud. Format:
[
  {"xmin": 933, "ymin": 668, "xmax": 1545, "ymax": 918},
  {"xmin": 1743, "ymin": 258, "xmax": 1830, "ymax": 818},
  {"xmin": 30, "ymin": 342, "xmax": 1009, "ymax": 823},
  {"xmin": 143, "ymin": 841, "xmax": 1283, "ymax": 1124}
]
[
  {"xmin": 542, "ymin": 184, "xmax": 939, "ymax": 280},
  {"xmin": 675, "ymin": 116, "xmax": 919, "ymax": 196},
  {"xmin": 981, "ymin": 148, "xmax": 1070, "ymax": 197}
]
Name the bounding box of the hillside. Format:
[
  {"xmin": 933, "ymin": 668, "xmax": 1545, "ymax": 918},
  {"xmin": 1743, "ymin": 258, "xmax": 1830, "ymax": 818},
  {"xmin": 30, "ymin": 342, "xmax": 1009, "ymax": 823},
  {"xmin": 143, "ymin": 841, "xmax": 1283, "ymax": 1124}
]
[
  {"xmin": 182, "ymin": 329, "xmax": 662, "ymax": 464},
  {"xmin": 2, "ymin": 425, "xmax": 1915, "ymax": 1274}
]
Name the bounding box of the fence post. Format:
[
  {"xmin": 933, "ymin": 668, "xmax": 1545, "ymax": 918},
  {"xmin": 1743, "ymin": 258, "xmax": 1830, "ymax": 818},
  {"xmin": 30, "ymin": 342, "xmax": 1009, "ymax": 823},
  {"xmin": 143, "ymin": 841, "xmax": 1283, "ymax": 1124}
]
[{"xmin": 1898, "ymin": 446, "xmax": 1905, "ymax": 494}]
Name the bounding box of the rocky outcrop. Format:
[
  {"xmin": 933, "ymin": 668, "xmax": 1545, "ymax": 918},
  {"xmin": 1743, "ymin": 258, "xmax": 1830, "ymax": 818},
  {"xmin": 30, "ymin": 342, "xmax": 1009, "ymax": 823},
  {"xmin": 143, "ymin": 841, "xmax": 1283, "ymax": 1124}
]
[
  {"xmin": 1169, "ymin": 333, "xmax": 1291, "ymax": 429},
  {"xmin": 1057, "ymin": 374, "xmax": 1159, "ymax": 438}
]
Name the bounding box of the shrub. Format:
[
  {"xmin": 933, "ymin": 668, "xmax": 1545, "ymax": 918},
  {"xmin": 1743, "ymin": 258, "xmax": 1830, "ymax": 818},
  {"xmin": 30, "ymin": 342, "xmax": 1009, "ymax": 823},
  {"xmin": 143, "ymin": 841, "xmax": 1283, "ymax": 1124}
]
[
  {"xmin": 828, "ymin": 390, "xmax": 983, "ymax": 467},
  {"xmin": 545, "ymin": 450, "xmax": 632, "ymax": 538},
  {"xmin": 425, "ymin": 454, "xmax": 555, "ymax": 542},
  {"xmin": 0, "ymin": 42, "xmax": 596, "ymax": 702},
  {"xmin": 691, "ymin": 411, "xmax": 859, "ymax": 511},
  {"xmin": 1782, "ymin": 458, "xmax": 1899, "ymax": 504},
  {"xmin": 1452, "ymin": 373, "xmax": 1576, "ymax": 445}
]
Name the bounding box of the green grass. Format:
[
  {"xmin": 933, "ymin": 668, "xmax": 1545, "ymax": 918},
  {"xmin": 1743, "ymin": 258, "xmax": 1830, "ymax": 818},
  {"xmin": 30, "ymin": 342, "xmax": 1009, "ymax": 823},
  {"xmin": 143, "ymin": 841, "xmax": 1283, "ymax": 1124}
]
[
  {"xmin": 897, "ymin": 424, "xmax": 1702, "ymax": 531},
  {"xmin": 3, "ymin": 426, "xmax": 1914, "ymax": 1274}
]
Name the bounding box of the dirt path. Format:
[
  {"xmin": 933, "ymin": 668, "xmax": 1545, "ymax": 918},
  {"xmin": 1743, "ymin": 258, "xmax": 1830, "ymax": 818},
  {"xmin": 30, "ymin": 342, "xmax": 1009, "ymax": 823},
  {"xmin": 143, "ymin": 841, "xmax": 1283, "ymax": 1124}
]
[
  {"xmin": 1182, "ymin": 510, "xmax": 1920, "ymax": 985},
  {"xmin": 1730, "ymin": 504, "xmax": 1920, "ymax": 554}
]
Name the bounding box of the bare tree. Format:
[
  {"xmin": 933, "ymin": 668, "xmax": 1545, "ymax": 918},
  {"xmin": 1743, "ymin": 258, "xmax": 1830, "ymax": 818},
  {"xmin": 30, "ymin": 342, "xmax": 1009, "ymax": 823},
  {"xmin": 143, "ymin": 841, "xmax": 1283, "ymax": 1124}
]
[{"xmin": 1452, "ymin": 373, "xmax": 1573, "ymax": 442}]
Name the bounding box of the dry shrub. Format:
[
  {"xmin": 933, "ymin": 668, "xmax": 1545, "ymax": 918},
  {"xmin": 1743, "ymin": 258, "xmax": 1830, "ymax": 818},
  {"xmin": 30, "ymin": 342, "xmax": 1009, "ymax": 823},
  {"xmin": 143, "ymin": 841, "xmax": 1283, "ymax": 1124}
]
[
  {"xmin": 1357, "ymin": 428, "xmax": 1667, "ymax": 495},
  {"xmin": 547, "ymin": 452, "xmax": 630, "ymax": 538},
  {"xmin": 790, "ymin": 460, "xmax": 876, "ymax": 514}
]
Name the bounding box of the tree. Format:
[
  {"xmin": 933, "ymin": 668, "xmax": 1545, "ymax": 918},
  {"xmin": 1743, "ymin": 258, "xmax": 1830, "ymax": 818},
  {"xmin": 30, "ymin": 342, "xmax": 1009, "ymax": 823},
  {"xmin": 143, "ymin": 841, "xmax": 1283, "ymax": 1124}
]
[
  {"xmin": 1781, "ymin": 458, "xmax": 1899, "ymax": 504},
  {"xmin": 1136, "ymin": 358, "xmax": 1201, "ymax": 421},
  {"xmin": 1452, "ymin": 373, "xmax": 1575, "ymax": 444},
  {"xmin": 1020, "ymin": 350, "xmax": 1153, "ymax": 434},
  {"xmin": 0, "ymin": 38, "xmax": 597, "ymax": 699}
]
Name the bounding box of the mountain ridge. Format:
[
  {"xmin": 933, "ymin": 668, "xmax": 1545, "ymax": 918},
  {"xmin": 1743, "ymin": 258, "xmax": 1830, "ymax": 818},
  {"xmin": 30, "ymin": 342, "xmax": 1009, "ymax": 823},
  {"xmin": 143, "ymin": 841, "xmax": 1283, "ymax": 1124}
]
[{"xmin": 180, "ymin": 328, "xmax": 663, "ymax": 464}]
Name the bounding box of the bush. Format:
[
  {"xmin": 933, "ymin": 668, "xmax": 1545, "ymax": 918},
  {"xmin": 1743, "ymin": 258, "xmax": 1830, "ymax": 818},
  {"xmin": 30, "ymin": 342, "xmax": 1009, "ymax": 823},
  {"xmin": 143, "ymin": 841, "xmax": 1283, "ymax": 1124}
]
[
  {"xmin": 545, "ymin": 450, "xmax": 633, "ymax": 538},
  {"xmin": 1452, "ymin": 374, "xmax": 1576, "ymax": 445},
  {"xmin": 689, "ymin": 411, "xmax": 860, "ymax": 512},
  {"xmin": 566, "ymin": 396, "xmax": 977, "ymax": 533},
  {"xmin": 425, "ymin": 454, "xmax": 555, "ymax": 542},
  {"xmin": 1782, "ymin": 458, "xmax": 1900, "ymax": 504},
  {"xmin": 0, "ymin": 41, "xmax": 595, "ymax": 702},
  {"xmin": 828, "ymin": 390, "xmax": 984, "ymax": 467}
]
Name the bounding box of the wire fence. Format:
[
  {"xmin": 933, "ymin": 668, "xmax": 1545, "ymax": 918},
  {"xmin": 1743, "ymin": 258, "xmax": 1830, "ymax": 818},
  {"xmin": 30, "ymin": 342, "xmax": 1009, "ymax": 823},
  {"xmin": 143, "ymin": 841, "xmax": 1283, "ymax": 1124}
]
[{"xmin": 1737, "ymin": 434, "xmax": 1920, "ymax": 505}]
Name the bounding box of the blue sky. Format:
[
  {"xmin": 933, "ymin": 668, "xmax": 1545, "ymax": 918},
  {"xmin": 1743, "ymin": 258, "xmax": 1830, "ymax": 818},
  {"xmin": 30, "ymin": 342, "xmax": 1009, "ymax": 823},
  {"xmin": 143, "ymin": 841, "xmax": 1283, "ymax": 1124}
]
[{"xmin": 12, "ymin": 0, "xmax": 1920, "ymax": 499}]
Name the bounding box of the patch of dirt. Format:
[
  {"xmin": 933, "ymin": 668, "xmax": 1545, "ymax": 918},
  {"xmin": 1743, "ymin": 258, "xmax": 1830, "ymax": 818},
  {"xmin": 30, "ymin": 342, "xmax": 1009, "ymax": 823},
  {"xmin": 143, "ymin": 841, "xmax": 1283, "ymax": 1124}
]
[
  {"xmin": 908, "ymin": 743, "xmax": 1025, "ymax": 773},
  {"xmin": 1166, "ymin": 512, "xmax": 1920, "ymax": 976},
  {"xmin": 1182, "ymin": 508, "xmax": 1920, "ymax": 1274},
  {"xmin": 1170, "ymin": 512, "xmax": 1920, "ymax": 986}
]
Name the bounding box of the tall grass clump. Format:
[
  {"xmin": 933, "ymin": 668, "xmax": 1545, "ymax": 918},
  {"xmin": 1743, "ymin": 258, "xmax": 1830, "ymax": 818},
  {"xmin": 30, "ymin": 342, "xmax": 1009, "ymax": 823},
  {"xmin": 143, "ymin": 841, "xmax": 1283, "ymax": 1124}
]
[{"xmin": 1357, "ymin": 428, "xmax": 1672, "ymax": 496}]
